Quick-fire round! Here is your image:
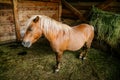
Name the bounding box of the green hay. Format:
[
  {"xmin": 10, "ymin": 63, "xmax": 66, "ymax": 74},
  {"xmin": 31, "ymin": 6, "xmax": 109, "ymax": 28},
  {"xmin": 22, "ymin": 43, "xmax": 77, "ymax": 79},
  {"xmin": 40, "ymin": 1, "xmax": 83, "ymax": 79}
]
[{"xmin": 89, "ymin": 7, "xmax": 120, "ymax": 47}]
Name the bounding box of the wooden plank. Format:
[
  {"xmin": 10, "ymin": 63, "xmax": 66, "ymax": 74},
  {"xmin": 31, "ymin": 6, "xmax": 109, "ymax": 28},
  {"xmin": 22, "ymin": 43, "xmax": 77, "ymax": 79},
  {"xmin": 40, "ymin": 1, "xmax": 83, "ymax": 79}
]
[
  {"xmin": 71, "ymin": 2, "xmax": 100, "ymax": 6},
  {"xmin": 64, "ymin": 2, "xmax": 120, "ymax": 7},
  {"xmin": 12, "ymin": 0, "xmax": 21, "ymax": 41},
  {"xmin": 0, "ymin": 40, "xmax": 16, "ymax": 45},
  {"xmin": 50, "ymin": 0, "xmax": 61, "ymax": 2},
  {"xmin": 18, "ymin": 1, "xmax": 59, "ymax": 6},
  {"xmin": 62, "ymin": 0, "xmax": 86, "ymax": 22},
  {"xmin": 62, "ymin": 14, "xmax": 78, "ymax": 19},
  {"xmin": 0, "ymin": 24, "xmax": 16, "ymax": 42},
  {"xmin": 63, "ymin": 1, "xmax": 120, "ymax": 11},
  {"xmin": 18, "ymin": 0, "xmax": 61, "ymax": 3},
  {"xmin": 62, "ymin": 9, "xmax": 86, "ymax": 17},
  {"xmin": 0, "ymin": 0, "xmax": 12, "ymax": 4},
  {"xmin": 0, "ymin": 0, "xmax": 61, "ymax": 4},
  {"xmin": 66, "ymin": 2, "xmax": 120, "ymax": 10},
  {"xmin": 96, "ymin": 0, "xmax": 115, "ymax": 10},
  {"xmin": 0, "ymin": 10, "xmax": 14, "ymax": 24}
]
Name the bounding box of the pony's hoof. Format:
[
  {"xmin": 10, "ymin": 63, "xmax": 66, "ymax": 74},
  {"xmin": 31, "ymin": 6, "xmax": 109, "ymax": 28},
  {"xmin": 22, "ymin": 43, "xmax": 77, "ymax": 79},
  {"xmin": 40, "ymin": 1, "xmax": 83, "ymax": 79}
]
[
  {"xmin": 82, "ymin": 57, "xmax": 87, "ymax": 60},
  {"xmin": 79, "ymin": 56, "xmax": 87, "ymax": 60},
  {"xmin": 55, "ymin": 68, "xmax": 59, "ymax": 73},
  {"xmin": 79, "ymin": 56, "xmax": 82, "ymax": 59}
]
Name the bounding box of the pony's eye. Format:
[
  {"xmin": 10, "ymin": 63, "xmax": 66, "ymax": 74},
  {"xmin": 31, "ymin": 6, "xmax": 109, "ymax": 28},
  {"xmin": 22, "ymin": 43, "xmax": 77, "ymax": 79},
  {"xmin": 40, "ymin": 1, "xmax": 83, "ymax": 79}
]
[{"xmin": 28, "ymin": 27, "xmax": 32, "ymax": 31}]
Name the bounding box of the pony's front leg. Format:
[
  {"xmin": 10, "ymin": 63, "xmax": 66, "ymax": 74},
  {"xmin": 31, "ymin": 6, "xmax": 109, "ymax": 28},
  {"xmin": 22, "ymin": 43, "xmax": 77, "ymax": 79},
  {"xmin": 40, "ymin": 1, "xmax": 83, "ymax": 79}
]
[{"xmin": 55, "ymin": 51, "xmax": 63, "ymax": 72}]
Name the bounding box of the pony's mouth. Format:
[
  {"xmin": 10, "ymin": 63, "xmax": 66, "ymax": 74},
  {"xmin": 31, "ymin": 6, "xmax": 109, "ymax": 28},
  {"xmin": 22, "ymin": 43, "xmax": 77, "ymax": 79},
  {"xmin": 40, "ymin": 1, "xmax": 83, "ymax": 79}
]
[{"xmin": 22, "ymin": 41, "xmax": 31, "ymax": 48}]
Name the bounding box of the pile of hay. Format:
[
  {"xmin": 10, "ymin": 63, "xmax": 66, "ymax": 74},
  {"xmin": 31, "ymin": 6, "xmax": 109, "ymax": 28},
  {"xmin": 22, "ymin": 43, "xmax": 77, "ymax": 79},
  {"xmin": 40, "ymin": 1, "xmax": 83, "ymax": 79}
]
[{"xmin": 89, "ymin": 7, "xmax": 120, "ymax": 48}]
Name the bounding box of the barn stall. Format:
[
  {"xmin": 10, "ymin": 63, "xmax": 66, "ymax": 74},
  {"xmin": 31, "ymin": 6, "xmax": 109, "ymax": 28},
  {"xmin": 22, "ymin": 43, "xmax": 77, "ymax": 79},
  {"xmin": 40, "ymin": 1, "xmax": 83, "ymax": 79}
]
[{"xmin": 0, "ymin": 0, "xmax": 120, "ymax": 80}]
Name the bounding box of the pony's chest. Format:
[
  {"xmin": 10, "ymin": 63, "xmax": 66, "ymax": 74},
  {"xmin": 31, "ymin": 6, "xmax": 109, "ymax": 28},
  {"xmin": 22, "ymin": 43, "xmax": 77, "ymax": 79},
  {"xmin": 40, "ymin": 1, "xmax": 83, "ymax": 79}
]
[{"xmin": 50, "ymin": 38, "xmax": 69, "ymax": 52}]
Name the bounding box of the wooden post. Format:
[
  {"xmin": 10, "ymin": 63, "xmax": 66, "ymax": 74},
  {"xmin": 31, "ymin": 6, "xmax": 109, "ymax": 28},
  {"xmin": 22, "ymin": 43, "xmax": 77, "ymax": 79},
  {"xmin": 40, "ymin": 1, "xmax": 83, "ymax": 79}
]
[
  {"xmin": 12, "ymin": 0, "xmax": 21, "ymax": 41},
  {"xmin": 59, "ymin": 1, "xmax": 62, "ymax": 21},
  {"xmin": 62, "ymin": 0, "xmax": 86, "ymax": 22}
]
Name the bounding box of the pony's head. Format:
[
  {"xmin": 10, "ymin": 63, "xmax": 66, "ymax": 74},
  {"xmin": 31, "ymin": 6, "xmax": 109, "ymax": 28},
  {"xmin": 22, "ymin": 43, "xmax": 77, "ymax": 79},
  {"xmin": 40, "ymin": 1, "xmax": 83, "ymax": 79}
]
[{"xmin": 22, "ymin": 16, "xmax": 42, "ymax": 48}]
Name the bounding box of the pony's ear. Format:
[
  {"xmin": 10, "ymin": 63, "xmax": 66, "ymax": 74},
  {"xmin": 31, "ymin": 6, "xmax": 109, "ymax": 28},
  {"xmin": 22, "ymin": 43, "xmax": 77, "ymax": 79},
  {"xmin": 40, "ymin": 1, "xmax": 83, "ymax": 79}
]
[{"xmin": 33, "ymin": 16, "xmax": 39, "ymax": 23}]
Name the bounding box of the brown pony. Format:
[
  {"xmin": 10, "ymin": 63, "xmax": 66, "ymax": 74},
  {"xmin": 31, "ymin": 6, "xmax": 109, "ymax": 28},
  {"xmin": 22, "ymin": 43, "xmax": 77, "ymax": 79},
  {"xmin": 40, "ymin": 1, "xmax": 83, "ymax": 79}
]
[{"xmin": 22, "ymin": 15, "xmax": 94, "ymax": 72}]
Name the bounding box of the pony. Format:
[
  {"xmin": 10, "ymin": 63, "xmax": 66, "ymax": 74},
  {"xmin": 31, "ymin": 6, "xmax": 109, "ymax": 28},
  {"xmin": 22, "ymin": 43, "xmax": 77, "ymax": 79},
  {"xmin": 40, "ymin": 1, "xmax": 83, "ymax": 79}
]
[{"xmin": 22, "ymin": 15, "xmax": 94, "ymax": 72}]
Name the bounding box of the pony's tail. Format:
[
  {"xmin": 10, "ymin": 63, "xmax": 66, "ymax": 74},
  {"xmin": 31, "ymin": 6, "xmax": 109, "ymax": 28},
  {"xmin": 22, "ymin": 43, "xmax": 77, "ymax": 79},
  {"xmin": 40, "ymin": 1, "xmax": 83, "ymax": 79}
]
[{"xmin": 91, "ymin": 25, "xmax": 94, "ymax": 31}]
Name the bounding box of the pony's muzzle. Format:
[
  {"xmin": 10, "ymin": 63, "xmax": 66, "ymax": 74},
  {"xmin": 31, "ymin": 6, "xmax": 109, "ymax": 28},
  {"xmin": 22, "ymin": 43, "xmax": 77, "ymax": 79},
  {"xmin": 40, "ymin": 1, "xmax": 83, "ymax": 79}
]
[{"xmin": 22, "ymin": 41, "xmax": 31, "ymax": 48}]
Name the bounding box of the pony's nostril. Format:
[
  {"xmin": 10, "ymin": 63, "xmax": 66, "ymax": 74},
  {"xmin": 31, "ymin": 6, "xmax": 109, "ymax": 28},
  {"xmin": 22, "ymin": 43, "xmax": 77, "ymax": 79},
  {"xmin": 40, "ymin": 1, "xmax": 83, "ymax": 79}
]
[
  {"xmin": 22, "ymin": 41, "xmax": 31, "ymax": 47},
  {"xmin": 26, "ymin": 41, "xmax": 30, "ymax": 47},
  {"xmin": 22, "ymin": 41, "xmax": 25, "ymax": 46}
]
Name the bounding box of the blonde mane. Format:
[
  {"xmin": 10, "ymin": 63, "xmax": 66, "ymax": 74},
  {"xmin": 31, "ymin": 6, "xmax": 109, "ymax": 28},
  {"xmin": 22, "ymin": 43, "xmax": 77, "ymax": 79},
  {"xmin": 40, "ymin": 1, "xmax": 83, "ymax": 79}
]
[{"xmin": 27, "ymin": 15, "xmax": 71, "ymax": 35}]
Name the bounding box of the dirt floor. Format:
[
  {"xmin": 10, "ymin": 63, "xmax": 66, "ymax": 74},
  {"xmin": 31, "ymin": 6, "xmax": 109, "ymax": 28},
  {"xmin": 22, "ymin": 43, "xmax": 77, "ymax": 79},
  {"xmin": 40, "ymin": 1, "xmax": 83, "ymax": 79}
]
[{"xmin": 0, "ymin": 38, "xmax": 120, "ymax": 80}]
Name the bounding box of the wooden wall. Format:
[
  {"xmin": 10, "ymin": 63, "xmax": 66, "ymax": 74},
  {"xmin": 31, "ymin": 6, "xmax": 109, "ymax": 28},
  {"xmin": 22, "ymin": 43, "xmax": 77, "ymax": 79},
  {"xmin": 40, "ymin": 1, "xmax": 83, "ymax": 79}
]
[
  {"xmin": 0, "ymin": 2, "xmax": 15, "ymax": 43},
  {"xmin": 0, "ymin": 0, "xmax": 61, "ymax": 44}
]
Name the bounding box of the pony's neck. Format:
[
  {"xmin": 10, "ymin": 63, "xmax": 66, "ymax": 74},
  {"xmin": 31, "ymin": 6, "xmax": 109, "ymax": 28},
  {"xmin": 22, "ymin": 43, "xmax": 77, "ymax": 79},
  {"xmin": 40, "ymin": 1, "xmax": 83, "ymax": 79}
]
[
  {"xmin": 42, "ymin": 22, "xmax": 60, "ymax": 42},
  {"xmin": 40, "ymin": 16, "xmax": 71, "ymax": 42}
]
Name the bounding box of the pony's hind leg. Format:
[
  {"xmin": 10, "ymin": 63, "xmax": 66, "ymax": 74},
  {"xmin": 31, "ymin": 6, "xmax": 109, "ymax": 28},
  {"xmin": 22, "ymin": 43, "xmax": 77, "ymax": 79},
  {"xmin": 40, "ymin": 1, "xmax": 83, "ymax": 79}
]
[
  {"xmin": 79, "ymin": 43, "xmax": 88, "ymax": 60},
  {"xmin": 79, "ymin": 32, "xmax": 94, "ymax": 60}
]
